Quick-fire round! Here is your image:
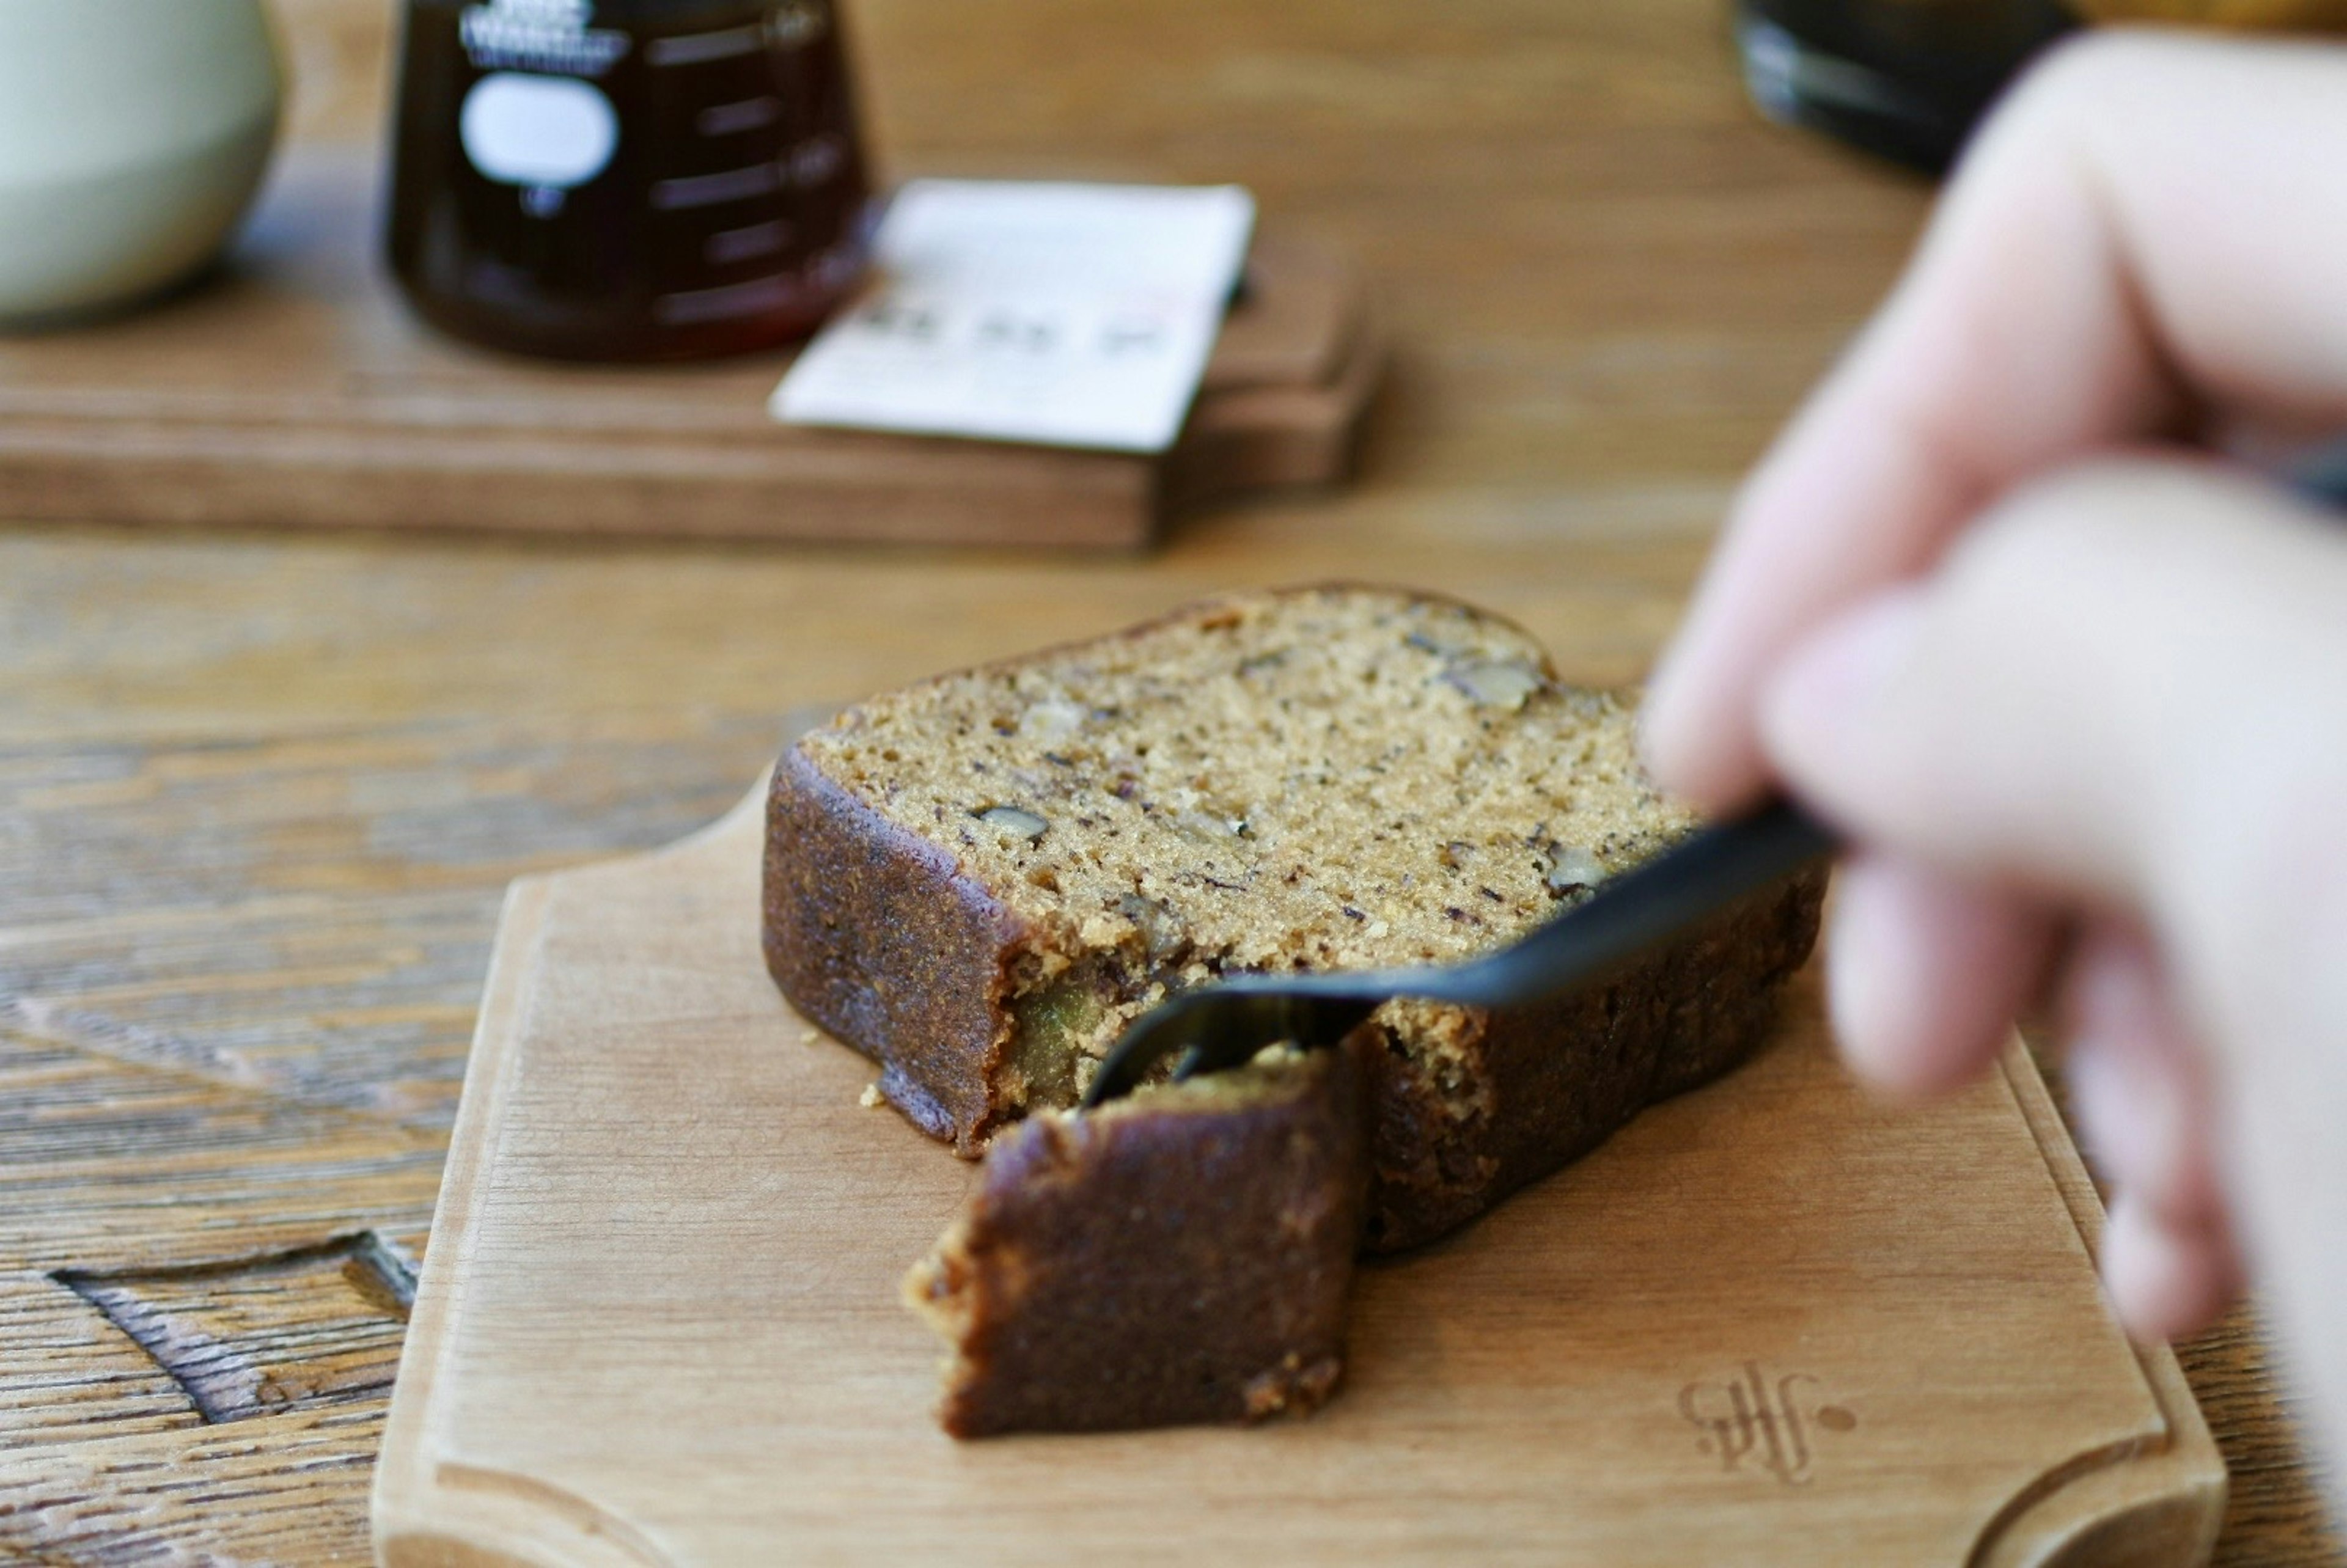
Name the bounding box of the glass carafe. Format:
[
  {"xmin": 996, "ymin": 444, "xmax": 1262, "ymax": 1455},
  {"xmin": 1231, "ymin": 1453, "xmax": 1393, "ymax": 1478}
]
[{"xmin": 386, "ymin": 0, "xmax": 873, "ymax": 360}]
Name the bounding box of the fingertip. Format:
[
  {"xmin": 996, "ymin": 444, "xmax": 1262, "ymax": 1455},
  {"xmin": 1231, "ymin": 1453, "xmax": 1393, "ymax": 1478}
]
[
  {"xmin": 1631, "ymin": 667, "xmax": 1695, "ymax": 798},
  {"xmin": 2062, "ymin": 925, "xmax": 2228, "ymax": 1226},
  {"xmin": 1826, "ymin": 885, "xmax": 1961, "ymax": 1102},
  {"xmin": 1757, "ymin": 591, "xmax": 1928, "ymax": 815},
  {"xmin": 1825, "ymin": 853, "xmax": 2049, "ymax": 1103},
  {"xmin": 2065, "ymin": 1031, "xmax": 2156, "ymax": 1195},
  {"xmin": 2103, "ymin": 1193, "xmax": 2240, "ymax": 1344},
  {"xmin": 1637, "ymin": 646, "xmax": 1764, "ymax": 815}
]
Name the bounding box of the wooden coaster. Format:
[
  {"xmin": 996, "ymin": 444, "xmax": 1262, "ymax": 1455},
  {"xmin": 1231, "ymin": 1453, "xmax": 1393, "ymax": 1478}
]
[
  {"xmin": 0, "ymin": 145, "xmax": 1379, "ymax": 551},
  {"xmin": 373, "ymin": 774, "xmax": 2224, "ymax": 1568}
]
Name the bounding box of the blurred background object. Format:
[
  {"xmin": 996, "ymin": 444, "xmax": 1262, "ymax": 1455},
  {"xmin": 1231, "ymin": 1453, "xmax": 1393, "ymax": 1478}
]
[
  {"xmin": 386, "ymin": 0, "xmax": 873, "ymax": 361},
  {"xmin": 1738, "ymin": 0, "xmax": 2347, "ymax": 173},
  {"xmin": 1735, "ymin": 0, "xmax": 2075, "ymax": 171},
  {"xmin": 0, "ymin": 0, "xmax": 282, "ymax": 326},
  {"xmin": 2070, "ymin": 0, "xmax": 2347, "ymax": 20}
]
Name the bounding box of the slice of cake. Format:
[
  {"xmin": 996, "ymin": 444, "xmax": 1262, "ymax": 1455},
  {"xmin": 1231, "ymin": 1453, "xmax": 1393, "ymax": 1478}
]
[
  {"xmin": 763, "ymin": 584, "xmax": 1823, "ymax": 1251},
  {"xmin": 904, "ymin": 1042, "xmax": 1368, "ymax": 1437}
]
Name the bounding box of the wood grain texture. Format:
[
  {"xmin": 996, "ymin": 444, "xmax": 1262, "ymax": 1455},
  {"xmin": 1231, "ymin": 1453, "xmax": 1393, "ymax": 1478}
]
[
  {"xmin": 2, "ymin": 0, "xmax": 2338, "ymax": 1562},
  {"xmin": 0, "ymin": 714, "xmax": 791, "ymax": 1565},
  {"xmin": 377, "ymin": 789, "xmax": 2219, "ymax": 1567}
]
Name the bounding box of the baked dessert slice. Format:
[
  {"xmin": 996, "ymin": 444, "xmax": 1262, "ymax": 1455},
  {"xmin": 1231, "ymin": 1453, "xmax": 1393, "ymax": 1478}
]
[
  {"xmin": 904, "ymin": 1042, "xmax": 1367, "ymax": 1437},
  {"xmin": 763, "ymin": 584, "xmax": 1823, "ymax": 1251}
]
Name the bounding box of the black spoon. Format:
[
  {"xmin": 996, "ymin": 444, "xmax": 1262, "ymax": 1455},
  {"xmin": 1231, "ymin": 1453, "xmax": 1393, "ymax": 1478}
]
[
  {"xmin": 1082, "ymin": 449, "xmax": 2347, "ymax": 1109},
  {"xmin": 1082, "ymin": 798, "xmax": 1835, "ymax": 1107}
]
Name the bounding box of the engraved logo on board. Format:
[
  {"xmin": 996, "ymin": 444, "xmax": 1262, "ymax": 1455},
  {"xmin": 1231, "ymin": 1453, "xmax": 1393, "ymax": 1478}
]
[{"xmin": 1678, "ymin": 1363, "xmax": 1857, "ymax": 1486}]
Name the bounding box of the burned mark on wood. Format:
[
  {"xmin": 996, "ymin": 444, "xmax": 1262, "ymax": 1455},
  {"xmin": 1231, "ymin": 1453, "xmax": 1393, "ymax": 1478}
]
[
  {"xmin": 1677, "ymin": 1362, "xmax": 1855, "ymax": 1487},
  {"xmin": 50, "ymin": 1230, "xmax": 419, "ymax": 1425},
  {"xmin": 338, "ymin": 1233, "xmax": 420, "ymax": 1319}
]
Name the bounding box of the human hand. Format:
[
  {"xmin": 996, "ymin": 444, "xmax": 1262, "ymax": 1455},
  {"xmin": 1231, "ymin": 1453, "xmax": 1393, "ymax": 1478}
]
[{"xmin": 1639, "ymin": 28, "xmax": 2347, "ymax": 1469}]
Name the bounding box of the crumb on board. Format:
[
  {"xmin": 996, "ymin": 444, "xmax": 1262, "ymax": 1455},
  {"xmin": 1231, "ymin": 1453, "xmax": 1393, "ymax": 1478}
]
[
  {"xmin": 860, "ymin": 1082, "xmax": 886, "ymax": 1108},
  {"xmin": 799, "ymin": 1027, "xmax": 821, "ymax": 1046}
]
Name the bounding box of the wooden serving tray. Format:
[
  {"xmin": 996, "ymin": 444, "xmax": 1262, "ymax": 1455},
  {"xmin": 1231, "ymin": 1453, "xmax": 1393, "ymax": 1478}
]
[
  {"xmin": 373, "ymin": 777, "xmax": 2225, "ymax": 1568},
  {"xmin": 0, "ymin": 145, "xmax": 1379, "ymax": 550}
]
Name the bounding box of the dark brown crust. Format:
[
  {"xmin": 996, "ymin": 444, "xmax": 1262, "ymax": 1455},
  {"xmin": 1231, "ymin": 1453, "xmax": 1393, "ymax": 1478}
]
[
  {"xmin": 763, "ymin": 748, "xmax": 1030, "ymax": 1149},
  {"xmin": 906, "ymin": 1046, "xmax": 1367, "ymax": 1437},
  {"xmin": 1359, "ymin": 870, "xmax": 1826, "ymax": 1252}
]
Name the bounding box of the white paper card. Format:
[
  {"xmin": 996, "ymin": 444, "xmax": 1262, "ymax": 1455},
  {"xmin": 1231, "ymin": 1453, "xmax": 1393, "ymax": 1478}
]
[{"xmin": 770, "ymin": 180, "xmax": 1256, "ymax": 453}]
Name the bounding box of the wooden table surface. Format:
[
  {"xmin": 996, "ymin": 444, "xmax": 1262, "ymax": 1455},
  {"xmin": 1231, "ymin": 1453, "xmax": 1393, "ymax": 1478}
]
[{"xmin": 0, "ymin": 1, "xmax": 2335, "ymax": 1563}]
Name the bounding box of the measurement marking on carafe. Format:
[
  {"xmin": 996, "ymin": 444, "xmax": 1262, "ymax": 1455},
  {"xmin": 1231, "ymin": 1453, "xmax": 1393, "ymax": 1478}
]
[
  {"xmin": 706, "ymin": 221, "xmax": 793, "ymax": 265},
  {"xmin": 655, "ymin": 274, "xmax": 803, "ymax": 326},
  {"xmin": 787, "ymin": 134, "xmax": 845, "ymax": 188},
  {"xmin": 645, "ymin": 26, "xmax": 765, "ymax": 67},
  {"xmin": 652, "ymin": 164, "xmax": 782, "ymax": 210},
  {"xmin": 697, "ymin": 97, "xmax": 783, "ymax": 137}
]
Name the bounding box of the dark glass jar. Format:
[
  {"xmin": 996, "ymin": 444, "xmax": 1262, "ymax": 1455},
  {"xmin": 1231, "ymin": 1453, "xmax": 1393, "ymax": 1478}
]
[
  {"xmin": 386, "ymin": 0, "xmax": 873, "ymax": 361},
  {"xmin": 1735, "ymin": 0, "xmax": 2077, "ymax": 174}
]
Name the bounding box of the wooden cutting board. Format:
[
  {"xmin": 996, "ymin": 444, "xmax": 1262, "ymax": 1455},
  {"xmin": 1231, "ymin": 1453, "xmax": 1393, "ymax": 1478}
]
[
  {"xmin": 373, "ymin": 779, "xmax": 2225, "ymax": 1568},
  {"xmin": 0, "ymin": 145, "xmax": 1378, "ymax": 550}
]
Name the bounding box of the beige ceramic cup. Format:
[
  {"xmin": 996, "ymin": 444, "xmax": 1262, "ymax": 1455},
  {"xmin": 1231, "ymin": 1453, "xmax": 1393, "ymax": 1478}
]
[{"xmin": 0, "ymin": 0, "xmax": 283, "ymax": 326}]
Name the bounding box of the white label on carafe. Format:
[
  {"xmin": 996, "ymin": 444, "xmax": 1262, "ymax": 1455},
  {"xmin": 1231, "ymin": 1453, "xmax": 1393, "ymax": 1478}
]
[
  {"xmin": 460, "ymin": 0, "xmax": 630, "ymax": 78},
  {"xmin": 461, "ymin": 72, "xmax": 618, "ymax": 189}
]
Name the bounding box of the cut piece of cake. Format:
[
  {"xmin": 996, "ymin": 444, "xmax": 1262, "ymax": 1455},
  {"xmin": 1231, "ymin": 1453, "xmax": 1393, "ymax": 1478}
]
[
  {"xmin": 904, "ymin": 1042, "xmax": 1368, "ymax": 1437},
  {"xmin": 763, "ymin": 584, "xmax": 1823, "ymax": 1251}
]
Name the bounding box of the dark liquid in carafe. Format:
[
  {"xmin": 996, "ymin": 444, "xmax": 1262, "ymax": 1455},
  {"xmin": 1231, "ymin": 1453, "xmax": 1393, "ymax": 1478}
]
[
  {"xmin": 387, "ymin": 0, "xmax": 872, "ymax": 360},
  {"xmin": 1736, "ymin": 0, "xmax": 2076, "ymax": 172}
]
